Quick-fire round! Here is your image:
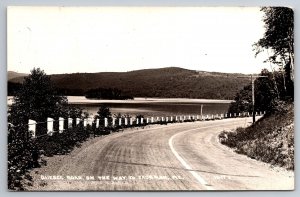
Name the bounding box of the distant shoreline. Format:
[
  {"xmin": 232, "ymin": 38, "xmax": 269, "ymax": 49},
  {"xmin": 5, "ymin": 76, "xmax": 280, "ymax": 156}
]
[
  {"xmin": 67, "ymin": 96, "xmax": 233, "ymax": 105},
  {"xmin": 7, "ymin": 96, "xmax": 233, "ymax": 106}
]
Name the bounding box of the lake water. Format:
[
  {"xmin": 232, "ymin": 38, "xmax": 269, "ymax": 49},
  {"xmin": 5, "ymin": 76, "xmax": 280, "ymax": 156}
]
[
  {"xmin": 7, "ymin": 96, "xmax": 233, "ymax": 117},
  {"xmin": 67, "ymin": 96, "xmax": 232, "ymax": 117}
]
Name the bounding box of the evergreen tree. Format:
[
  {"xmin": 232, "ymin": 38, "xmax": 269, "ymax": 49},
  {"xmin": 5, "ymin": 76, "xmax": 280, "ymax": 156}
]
[{"xmin": 9, "ymin": 68, "xmax": 68, "ymax": 125}]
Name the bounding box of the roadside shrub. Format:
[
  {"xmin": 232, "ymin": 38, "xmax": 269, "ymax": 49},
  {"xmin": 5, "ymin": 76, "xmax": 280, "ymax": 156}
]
[{"xmin": 219, "ymin": 103, "xmax": 294, "ymax": 170}]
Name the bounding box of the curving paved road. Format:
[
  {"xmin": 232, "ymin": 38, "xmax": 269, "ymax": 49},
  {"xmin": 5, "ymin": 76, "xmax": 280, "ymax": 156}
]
[{"xmin": 29, "ymin": 117, "xmax": 294, "ymax": 191}]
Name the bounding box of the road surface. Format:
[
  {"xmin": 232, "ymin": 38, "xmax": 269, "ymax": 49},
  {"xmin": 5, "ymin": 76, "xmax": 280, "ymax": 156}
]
[{"xmin": 27, "ymin": 117, "xmax": 294, "ymax": 191}]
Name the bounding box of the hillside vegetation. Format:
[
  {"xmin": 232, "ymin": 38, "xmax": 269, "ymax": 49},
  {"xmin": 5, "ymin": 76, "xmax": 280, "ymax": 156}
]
[
  {"xmin": 219, "ymin": 102, "xmax": 294, "ymax": 170},
  {"xmin": 8, "ymin": 67, "xmax": 250, "ymax": 99},
  {"xmin": 7, "ymin": 71, "xmax": 28, "ymax": 81}
]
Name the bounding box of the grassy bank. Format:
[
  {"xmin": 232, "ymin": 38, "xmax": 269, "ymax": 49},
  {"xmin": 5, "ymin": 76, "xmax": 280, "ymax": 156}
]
[{"xmin": 219, "ymin": 103, "xmax": 294, "ymax": 170}]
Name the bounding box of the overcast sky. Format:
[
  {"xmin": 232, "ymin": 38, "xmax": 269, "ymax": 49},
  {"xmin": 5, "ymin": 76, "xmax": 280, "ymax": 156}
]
[{"xmin": 8, "ymin": 6, "xmax": 271, "ymax": 74}]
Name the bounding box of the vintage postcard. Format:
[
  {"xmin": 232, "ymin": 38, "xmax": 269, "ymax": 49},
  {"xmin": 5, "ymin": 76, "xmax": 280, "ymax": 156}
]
[{"xmin": 7, "ymin": 6, "xmax": 294, "ymax": 191}]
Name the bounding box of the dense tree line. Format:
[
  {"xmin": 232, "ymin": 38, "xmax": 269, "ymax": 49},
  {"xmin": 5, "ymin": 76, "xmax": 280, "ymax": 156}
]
[
  {"xmin": 8, "ymin": 82, "xmax": 22, "ymax": 96},
  {"xmin": 9, "ymin": 67, "xmax": 250, "ymax": 100},
  {"xmin": 85, "ymin": 88, "xmax": 133, "ymax": 100},
  {"xmin": 228, "ymin": 69, "xmax": 293, "ymax": 114},
  {"xmin": 229, "ymin": 7, "xmax": 294, "ymax": 114}
]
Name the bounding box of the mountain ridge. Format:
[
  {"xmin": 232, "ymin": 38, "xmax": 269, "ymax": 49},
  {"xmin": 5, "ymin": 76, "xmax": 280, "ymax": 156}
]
[{"xmin": 8, "ymin": 67, "xmax": 252, "ymax": 99}]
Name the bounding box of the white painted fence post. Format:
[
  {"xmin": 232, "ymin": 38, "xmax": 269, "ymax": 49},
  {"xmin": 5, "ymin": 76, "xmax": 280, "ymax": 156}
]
[
  {"xmin": 96, "ymin": 119, "xmax": 99, "ymax": 128},
  {"xmin": 161, "ymin": 117, "xmax": 164, "ymax": 122},
  {"xmin": 151, "ymin": 117, "xmax": 154, "ymax": 123},
  {"xmin": 28, "ymin": 119, "xmax": 37, "ymax": 138},
  {"xmin": 47, "ymin": 117, "xmax": 54, "ymax": 136},
  {"xmin": 119, "ymin": 118, "xmax": 122, "ymax": 126},
  {"xmin": 125, "ymin": 118, "xmax": 128, "ymax": 126},
  {"xmin": 130, "ymin": 118, "xmax": 133, "ymax": 125},
  {"xmin": 68, "ymin": 118, "xmax": 73, "ymax": 128},
  {"xmin": 136, "ymin": 118, "xmax": 139, "ymax": 125},
  {"xmin": 83, "ymin": 119, "xmax": 87, "ymax": 128},
  {"xmin": 59, "ymin": 117, "xmax": 64, "ymax": 133},
  {"xmin": 141, "ymin": 118, "xmax": 144, "ymax": 124},
  {"xmin": 146, "ymin": 118, "xmax": 149, "ymax": 124},
  {"xmin": 88, "ymin": 118, "xmax": 93, "ymax": 126},
  {"xmin": 104, "ymin": 118, "xmax": 108, "ymax": 127},
  {"xmin": 76, "ymin": 118, "xmax": 80, "ymax": 125},
  {"xmin": 112, "ymin": 118, "xmax": 115, "ymax": 127},
  {"xmin": 170, "ymin": 116, "xmax": 173, "ymax": 122}
]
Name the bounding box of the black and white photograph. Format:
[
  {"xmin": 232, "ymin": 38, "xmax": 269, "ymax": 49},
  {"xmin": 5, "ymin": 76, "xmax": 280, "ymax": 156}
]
[{"xmin": 7, "ymin": 6, "xmax": 294, "ymax": 191}]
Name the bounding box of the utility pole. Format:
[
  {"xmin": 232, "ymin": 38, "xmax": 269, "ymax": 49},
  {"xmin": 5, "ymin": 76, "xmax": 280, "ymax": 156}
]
[
  {"xmin": 239, "ymin": 74, "xmax": 267, "ymax": 123},
  {"xmin": 251, "ymin": 75, "xmax": 255, "ymax": 123}
]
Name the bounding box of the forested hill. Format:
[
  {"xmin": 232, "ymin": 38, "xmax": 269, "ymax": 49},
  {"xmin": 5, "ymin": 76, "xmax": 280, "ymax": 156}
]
[{"xmin": 8, "ymin": 67, "xmax": 251, "ymax": 99}]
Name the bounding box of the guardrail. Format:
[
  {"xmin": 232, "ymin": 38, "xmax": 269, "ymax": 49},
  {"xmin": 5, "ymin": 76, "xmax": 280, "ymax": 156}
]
[{"xmin": 8, "ymin": 111, "xmax": 266, "ymax": 139}]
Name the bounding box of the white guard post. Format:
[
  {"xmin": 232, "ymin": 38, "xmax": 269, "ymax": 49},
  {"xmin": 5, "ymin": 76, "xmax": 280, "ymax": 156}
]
[
  {"xmin": 68, "ymin": 118, "xmax": 73, "ymax": 128},
  {"xmin": 130, "ymin": 118, "xmax": 133, "ymax": 125},
  {"xmin": 59, "ymin": 117, "xmax": 64, "ymax": 133},
  {"xmin": 76, "ymin": 118, "xmax": 80, "ymax": 125},
  {"xmin": 28, "ymin": 119, "xmax": 37, "ymax": 138},
  {"xmin": 104, "ymin": 118, "xmax": 108, "ymax": 127},
  {"xmin": 47, "ymin": 117, "xmax": 54, "ymax": 136},
  {"xmin": 112, "ymin": 118, "xmax": 115, "ymax": 127},
  {"xmin": 96, "ymin": 119, "xmax": 99, "ymax": 128},
  {"xmin": 141, "ymin": 118, "xmax": 144, "ymax": 124},
  {"xmin": 83, "ymin": 119, "xmax": 87, "ymax": 128}
]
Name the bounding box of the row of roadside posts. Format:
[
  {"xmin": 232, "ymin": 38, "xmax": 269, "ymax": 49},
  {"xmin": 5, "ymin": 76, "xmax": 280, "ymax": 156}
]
[{"xmin": 26, "ymin": 111, "xmax": 266, "ymax": 139}]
